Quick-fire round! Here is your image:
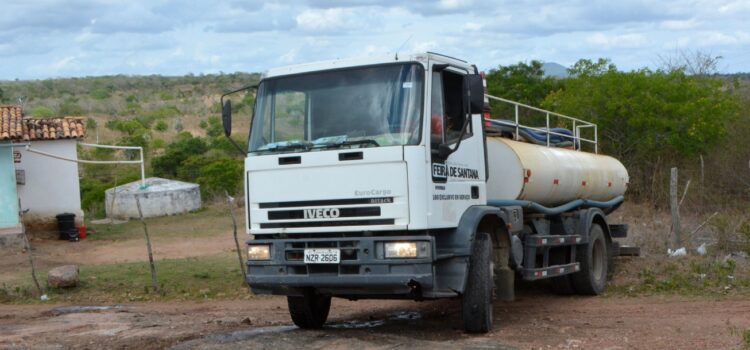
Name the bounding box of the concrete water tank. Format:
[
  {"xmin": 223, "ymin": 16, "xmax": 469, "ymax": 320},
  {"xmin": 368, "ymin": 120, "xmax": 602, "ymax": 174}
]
[{"xmin": 105, "ymin": 177, "xmax": 201, "ymax": 219}]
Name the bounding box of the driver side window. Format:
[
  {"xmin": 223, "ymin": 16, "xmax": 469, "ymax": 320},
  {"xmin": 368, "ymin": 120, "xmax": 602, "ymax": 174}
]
[{"xmin": 430, "ymin": 69, "xmax": 468, "ymax": 149}]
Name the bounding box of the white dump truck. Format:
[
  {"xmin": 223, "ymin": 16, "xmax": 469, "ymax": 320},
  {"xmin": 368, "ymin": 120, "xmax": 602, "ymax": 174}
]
[{"xmin": 220, "ymin": 52, "xmax": 629, "ymax": 333}]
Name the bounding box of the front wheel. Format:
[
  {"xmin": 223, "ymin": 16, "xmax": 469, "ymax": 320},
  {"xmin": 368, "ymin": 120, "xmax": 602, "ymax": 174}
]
[
  {"xmin": 462, "ymin": 232, "xmax": 494, "ymax": 333},
  {"xmin": 287, "ymin": 291, "xmax": 331, "ymax": 329}
]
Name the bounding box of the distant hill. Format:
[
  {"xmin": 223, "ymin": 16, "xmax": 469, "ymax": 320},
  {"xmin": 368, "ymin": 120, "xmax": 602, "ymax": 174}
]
[{"xmin": 541, "ymin": 62, "xmax": 569, "ymax": 78}]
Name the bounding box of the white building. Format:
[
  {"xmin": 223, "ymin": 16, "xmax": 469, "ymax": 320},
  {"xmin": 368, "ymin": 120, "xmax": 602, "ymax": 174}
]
[{"xmin": 1, "ymin": 105, "xmax": 86, "ymax": 237}]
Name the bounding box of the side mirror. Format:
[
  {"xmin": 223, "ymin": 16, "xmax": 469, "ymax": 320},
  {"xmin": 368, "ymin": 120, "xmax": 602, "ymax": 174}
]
[
  {"xmin": 222, "ymin": 100, "xmax": 232, "ymax": 137},
  {"xmin": 463, "ymin": 74, "xmax": 484, "ymax": 114}
]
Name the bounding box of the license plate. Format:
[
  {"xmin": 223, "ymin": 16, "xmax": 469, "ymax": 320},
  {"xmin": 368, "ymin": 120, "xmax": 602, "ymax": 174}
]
[{"xmin": 304, "ymin": 249, "xmax": 340, "ymax": 264}]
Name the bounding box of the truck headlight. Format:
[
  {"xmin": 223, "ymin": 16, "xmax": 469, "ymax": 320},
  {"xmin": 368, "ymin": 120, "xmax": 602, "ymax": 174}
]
[
  {"xmin": 247, "ymin": 244, "xmax": 271, "ymax": 260},
  {"xmin": 384, "ymin": 241, "xmax": 429, "ymax": 259}
]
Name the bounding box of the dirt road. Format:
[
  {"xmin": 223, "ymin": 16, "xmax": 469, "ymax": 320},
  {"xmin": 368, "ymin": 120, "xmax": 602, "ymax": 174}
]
[{"xmin": 2, "ymin": 294, "xmax": 748, "ymax": 349}]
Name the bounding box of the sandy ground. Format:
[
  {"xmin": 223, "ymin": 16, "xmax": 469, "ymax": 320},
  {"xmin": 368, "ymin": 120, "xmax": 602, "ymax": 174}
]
[
  {"xmin": 0, "ymin": 234, "xmax": 235, "ymax": 283},
  {"xmin": 2, "ymin": 203, "xmax": 749, "ymax": 349},
  {"xmin": 1, "ymin": 294, "xmax": 749, "ymax": 349}
]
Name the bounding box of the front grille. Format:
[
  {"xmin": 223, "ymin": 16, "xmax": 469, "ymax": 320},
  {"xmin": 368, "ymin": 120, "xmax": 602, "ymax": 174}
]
[
  {"xmin": 259, "ymin": 197, "xmax": 393, "ymax": 209},
  {"xmin": 267, "ymin": 207, "xmax": 381, "ymax": 220},
  {"xmin": 260, "ymin": 219, "xmax": 394, "ymax": 229}
]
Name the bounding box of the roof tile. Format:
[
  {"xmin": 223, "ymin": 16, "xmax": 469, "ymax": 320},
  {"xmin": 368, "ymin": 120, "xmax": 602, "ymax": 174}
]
[{"xmin": 0, "ymin": 105, "xmax": 86, "ymax": 141}]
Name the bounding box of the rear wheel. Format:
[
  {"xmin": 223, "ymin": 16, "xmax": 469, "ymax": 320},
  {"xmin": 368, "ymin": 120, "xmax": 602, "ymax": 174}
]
[
  {"xmin": 462, "ymin": 232, "xmax": 494, "ymax": 333},
  {"xmin": 570, "ymin": 224, "xmax": 608, "ymax": 295},
  {"xmin": 287, "ymin": 290, "xmax": 331, "ymax": 329}
]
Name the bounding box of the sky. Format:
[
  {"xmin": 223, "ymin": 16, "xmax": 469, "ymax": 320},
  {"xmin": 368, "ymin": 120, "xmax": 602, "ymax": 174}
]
[{"xmin": 1, "ymin": 0, "xmax": 748, "ymax": 80}]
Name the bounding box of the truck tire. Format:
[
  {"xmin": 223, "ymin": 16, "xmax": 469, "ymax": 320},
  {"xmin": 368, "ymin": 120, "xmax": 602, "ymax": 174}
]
[
  {"xmin": 462, "ymin": 232, "xmax": 494, "ymax": 333},
  {"xmin": 287, "ymin": 291, "xmax": 331, "ymax": 329},
  {"xmin": 570, "ymin": 224, "xmax": 608, "ymax": 295}
]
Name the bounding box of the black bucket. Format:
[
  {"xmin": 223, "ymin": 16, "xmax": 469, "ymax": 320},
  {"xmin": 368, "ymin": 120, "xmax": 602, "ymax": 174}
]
[{"xmin": 55, "ymin": 213, "xmax": 79, "ymax": 241}]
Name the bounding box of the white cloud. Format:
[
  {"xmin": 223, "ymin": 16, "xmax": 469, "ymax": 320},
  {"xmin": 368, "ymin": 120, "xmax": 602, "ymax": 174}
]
[
  {"xmin": 280, "ymin": 48, "xmax": 298, "ymax": 63},
  {"xmin": 463, "ymin": 22, "xmax": 483, "ymax": 31},
  {"xmin": 586, "ymin": 32, "xmax": 648, "ymax": 48},
  {"xmin": 1, "ymin": 0, "xmax": 749, "ymax": 79},
  {"xmin": 660, "ymin": 19, "xmax": 700, "ymax": 30},
  {"xmin": 438, "ymin": 0, "xmax": 473, "ymax": 10},
  {"xmin": 295, "ymin": 8, "xmax": 358, "ymax": 32}
]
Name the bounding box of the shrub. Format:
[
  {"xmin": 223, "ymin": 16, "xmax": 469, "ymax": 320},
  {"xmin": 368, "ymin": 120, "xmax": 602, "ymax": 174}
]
[
  {"xmin": 30, "ymin": 106, "xmax": 55, "ymax": 118},
  {"xmin": 154, "ymin": 120, "xmax": 168, "ymax": 132},
  {"xmin": 80, "ymin": 172, "xmax": 140, "ymax": 218},
  {"xmin": 152, "ymin": 133, "xmax": 209, "ymax": 177},
  {"xmin": 86, "ymin": 117, "xmax": 98, "ymax": 129},
  {"xmin": 59, "ymin": 97, "xmax": 85, "ymax": 115},
  {"xmin": 90, "ymin": 88, "xmax": 111, "ymax": 100},
  {"xmin": 151, "ymin": 138, "xmax": 166, "ymax": 149},
  {"xmin": 196, "ymin": 157, "xmax": 243, "ymax": 196},
  {"xmin": 148, "ymin": 106, "xmax": 181, "ymax": 119}
]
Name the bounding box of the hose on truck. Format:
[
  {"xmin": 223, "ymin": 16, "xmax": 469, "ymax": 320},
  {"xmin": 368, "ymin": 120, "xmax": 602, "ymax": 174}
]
[{"xmin": 487, "ymin": 195, "xmax": 625, "ymax": 215}]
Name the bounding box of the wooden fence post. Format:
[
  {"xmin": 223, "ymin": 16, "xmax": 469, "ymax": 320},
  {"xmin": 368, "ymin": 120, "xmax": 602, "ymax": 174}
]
[
  {"xmin": 670, "ymin": 167, "xmax": 681, "ymax": 248},
  {"xmin": 699, "ymin": 155, "xmax": 704, "ymax": 210},
  {"xmin": 225, "ymin": 191, "xmax": 246, "ymax": 279},
  {"xmin": 135, "ymin": 195, "xmax": 158, "ymax": 293}
]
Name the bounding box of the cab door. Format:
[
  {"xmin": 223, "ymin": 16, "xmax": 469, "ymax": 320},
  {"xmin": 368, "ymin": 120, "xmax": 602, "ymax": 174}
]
[{"xmin": 426, "ymin": 62, "xmax": 487, "ymax": 228}]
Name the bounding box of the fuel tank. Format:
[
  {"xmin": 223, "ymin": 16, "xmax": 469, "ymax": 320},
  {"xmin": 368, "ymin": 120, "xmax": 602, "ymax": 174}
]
[{"xmin": 486, "ymin": 137, "xmax": 628, "ymax": 206}]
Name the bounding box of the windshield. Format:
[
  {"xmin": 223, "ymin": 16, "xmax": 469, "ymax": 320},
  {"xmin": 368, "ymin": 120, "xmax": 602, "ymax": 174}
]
[{"xmin": 248, "ymin": 63, "xmax": 424, "ymax": 153}]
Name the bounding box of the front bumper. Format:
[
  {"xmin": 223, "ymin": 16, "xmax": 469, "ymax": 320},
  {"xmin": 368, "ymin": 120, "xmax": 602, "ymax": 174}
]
[{"xmin": 246, "ymin": 235, "xmax": 435, "ymax": 297}]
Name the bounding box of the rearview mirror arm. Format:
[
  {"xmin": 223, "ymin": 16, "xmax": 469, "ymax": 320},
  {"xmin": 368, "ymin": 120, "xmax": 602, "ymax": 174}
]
[
  {"xmin": 220, "ymin": 84, "xmax": 258, "ymax": 156},
  {"xmin": 220, "ymin": 84, "xmax": 259, "ymax": 107}
]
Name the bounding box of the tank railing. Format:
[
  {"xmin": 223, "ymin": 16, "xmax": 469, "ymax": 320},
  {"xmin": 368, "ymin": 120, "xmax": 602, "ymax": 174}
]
[{"xmin": 485, "ymin": 94, "xmax": 598, "ymax": 153}]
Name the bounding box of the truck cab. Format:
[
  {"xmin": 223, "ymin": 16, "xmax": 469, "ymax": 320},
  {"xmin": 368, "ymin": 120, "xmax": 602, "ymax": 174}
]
[{"xmin": 221, "ymin": 52, "xmax": 628, "ymax": 333}]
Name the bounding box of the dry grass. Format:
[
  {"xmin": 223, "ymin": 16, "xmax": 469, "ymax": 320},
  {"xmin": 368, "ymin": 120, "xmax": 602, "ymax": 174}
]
[{"xmin": 607, "ymin": 202, "xmax": 750, "ymax": 296}]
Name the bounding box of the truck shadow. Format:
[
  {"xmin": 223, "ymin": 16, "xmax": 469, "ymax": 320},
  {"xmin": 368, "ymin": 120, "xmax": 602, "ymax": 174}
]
[
  {"xmin": 172, "ymin": 282, "xmax": 581, "ymax": 349},
  {"xmin": 319, "ymin": 279, "xmax": 578, "ymax": 341}
]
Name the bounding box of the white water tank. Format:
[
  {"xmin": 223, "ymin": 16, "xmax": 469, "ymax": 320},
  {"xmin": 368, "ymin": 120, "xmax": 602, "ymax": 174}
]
[
  {"xmin": 486, "ymin": 137, "xmax": 628, "ymax": 206},
  {"xmin": 105, "ymin": 177, "xmax": 201, "ymax": 219}
]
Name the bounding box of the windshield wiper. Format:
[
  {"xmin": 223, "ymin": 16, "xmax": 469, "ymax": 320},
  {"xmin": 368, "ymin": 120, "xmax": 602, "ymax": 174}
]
[
  {"xmin": 261, "ymin": 141, "xmax": 313, "ymax": 153},
  {"xmin": 315, "ymin": 139, "xmax": 380, "ymax": 149}
]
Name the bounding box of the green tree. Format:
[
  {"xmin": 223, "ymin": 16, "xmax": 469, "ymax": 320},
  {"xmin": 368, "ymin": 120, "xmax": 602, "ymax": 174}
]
[
  {"xmin": 89, "ymin": 88, "xmax": 112, "ymax": 100},
  {"xmin": 567, "ymin": 58, "xmax": 617, "ymax": 77},
  {"xmin": 541, "ymin": 59, "xmax": 740, "ymax": 198},
  {"xmin": 196, "ymin": 157, "xmax": 243, "ymax": 195},
  {"xmin": 484, "ymin": 60, "xmax": 563, "ymax": 122},
  {"xmin": 30, "ymin": 106, "xmax": 55, "ymax": 118},
  {"xmin": 206, "ymin": 116, "xmax": 223, "ymax": 138},
  {"xmin": 59, "ymin": 97, "xmax": 85, "ymax": 115},
  {"xmin": 152, "ymin": 133, "xmax": 209, "ymax": 177},
  {"xmin": 543, "ymin": 62, "xmax": 739, "ymax": 159},
  {"xmin": 106, "ymin": 119, "xmax": 152, "ymax": 157}
]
